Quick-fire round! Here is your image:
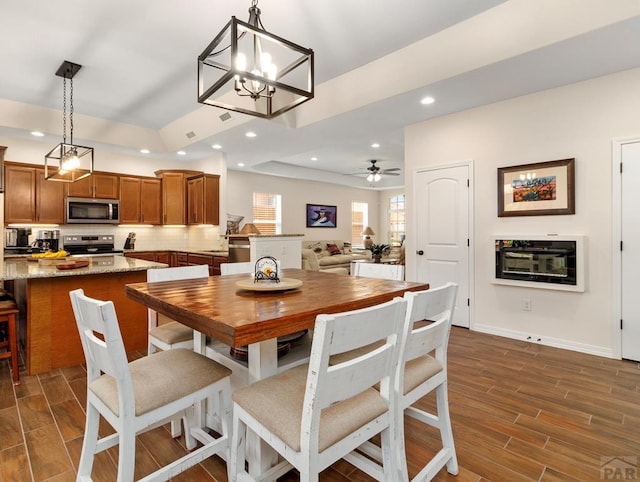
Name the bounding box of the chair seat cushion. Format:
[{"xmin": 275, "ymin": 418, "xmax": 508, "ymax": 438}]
[
  {"xmin": 149, "ymin": 321, "xmax": 193, "ymax": 345},
  {"xmin": 233, "ymin": 364, "xmax": 387, "ymax": 452},
  {"xmin": 90, "ymin": 348, "xmax": 231, "ymax": 416}
]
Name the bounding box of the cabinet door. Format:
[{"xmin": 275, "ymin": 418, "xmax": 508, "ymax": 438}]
[
  {"xmin": 140, "ymin": 178, "xmax": 161, "ymax": 224},
  {"xmin": 161, "ymin": 173, "xmax": 186, "ymax": 225},
  {"xmin": 119, "ymin": 177, "xmax": 142, "ymax": 223},
  {"xmin": 155, "ymin": 252, "xmax": 171, "ymax": 264},
  {"xmin": 203, "ymin": 174, "xmax": 220, "ymax": 225},
  {"xmin": 213, "ymin": 255, "xmax": 229, "ymax": 276},
  {"xmin": 5, "ymin": 165, "xmax": 36, "ymax": 223},
  {"xmin": 187, "ymin": 176, "xmax": 204, "ymax": 225},
  {"xmin": 94, "ymin": 174, "xmax": 119, "ymax": 199},
  {"xmin": 66, "ymin": 175, "xmax": 93, "ymax": 197},
  {"xmin": 36, "ymin": 169, "xmax": 65, "ymax": 224}
]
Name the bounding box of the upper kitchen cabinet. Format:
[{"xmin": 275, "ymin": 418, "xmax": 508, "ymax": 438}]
[
  {"xmin": 119, "ymin": 176, "xmax": 162, "ymax": 224},
  {"xmin": 67, "ymin": 172, "xmax": 119, "ymax": 199},
  {"xmin": 155, "ymin": 170, "xmax": 202, "ymax": 225},
  {"xmin": 187, "ymin": 173, "xmax": 220, "ymax": 225},
  {"xmin": 4, "ymin": 163, "xmax": 65, "ymax": 224}
]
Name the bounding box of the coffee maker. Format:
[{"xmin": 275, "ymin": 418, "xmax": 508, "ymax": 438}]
[
  {"xmin": 34, "ymin": 230, "xmax": 60, "ymax": 252},
  {"xmin": 5, "ymin": 228, "xmax": 31, "ymax": 248}
]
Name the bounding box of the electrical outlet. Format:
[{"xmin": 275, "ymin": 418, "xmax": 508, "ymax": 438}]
[{"xmin": 522, "ymin": 298, "xmax": 532, "ymax": 311}]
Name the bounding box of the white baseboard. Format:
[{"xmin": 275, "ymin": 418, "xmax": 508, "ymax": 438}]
[{"xmin": 472, "ymin": 323, "xmax": 615, "ymax": 359}]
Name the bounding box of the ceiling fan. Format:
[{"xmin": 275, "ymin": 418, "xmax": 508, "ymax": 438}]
[{"xmin": 350, "ymin": 160, "xmax": 401, "ymax": 183}]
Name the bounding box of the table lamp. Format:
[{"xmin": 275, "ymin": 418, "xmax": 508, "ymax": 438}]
[{"xmin": 362, "ymin": 227, "xmax": 375, "ymax": 249}]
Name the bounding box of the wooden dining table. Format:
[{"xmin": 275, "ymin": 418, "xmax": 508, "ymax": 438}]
[{"xmin": 125, "ymin": 268, "xmax": 428, "ymax": 476}]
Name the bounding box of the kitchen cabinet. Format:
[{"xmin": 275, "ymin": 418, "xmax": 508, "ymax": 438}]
[
  {"xmin": 185, "ymin": 252, "xmax": 228, "ymax": 276},
  {"xmin": 119, "ymin": 176, "xmax": 161, "ymax": 224},
  {"xmin": 155, "ymin": 170, "xmax": 202, "ymax": 225},
  {"xmin": 187, "ymin": 173, "xmax": 220, "ymax": 225},
  {"xmin": 125, "ymin": 251, "xmax": 171, "ymax": 265},
  {"xmin": 67, "ymin": 172, "xmax": 119, "ymax": 199},
  {"xmin": 4, "ymin": 163, "xmax": 65, "ymax": 224}
]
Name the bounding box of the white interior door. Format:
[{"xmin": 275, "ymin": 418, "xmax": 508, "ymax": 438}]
[
  {"xmin": 621, "ymin": 141, "xmax": 640, "ymax": 360},
  {"xmin": 414, "ymin": 164, "xmax": 471, "ymax": 327}
]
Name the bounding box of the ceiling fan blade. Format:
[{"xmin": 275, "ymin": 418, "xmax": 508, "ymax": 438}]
[
  {"xmin": 381, "ymin": 167, "xmax": 401, "ymax": 172},
  {"xmin": 380, "ymin": 172, "xmax": 400, "ymax": 176}
]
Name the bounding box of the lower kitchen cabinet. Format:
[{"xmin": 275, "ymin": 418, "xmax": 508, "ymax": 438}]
[{"xmin": 125, "ymin": 251, "xmax": 171, "ymax": 265}]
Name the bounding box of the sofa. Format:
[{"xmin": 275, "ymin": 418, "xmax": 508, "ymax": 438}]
[{"xmin": 301, "ymin": 240, "xmax": 371, "ymax": 273}]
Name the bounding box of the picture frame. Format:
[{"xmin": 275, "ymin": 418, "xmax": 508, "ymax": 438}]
[
  {"xmin": 498, "ymin": 158, "xmax": 575, "ymax": 217},
  {"xmin": 306, "ymin": 204, "xmax": 337, "ymax": 228}
]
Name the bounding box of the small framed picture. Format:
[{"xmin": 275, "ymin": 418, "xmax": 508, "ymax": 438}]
[
  {"xmin": 498, "ymin": 158, "xmax": 575, "ymax": 217},
  {"xmin": 306, "ymin": 204, "xmax": 337, "ymax": 228}
]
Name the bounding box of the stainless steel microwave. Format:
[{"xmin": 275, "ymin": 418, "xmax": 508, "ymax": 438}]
[{"xmin": 66, "ymin": 197, "xmax": 120, "ymax": 224}]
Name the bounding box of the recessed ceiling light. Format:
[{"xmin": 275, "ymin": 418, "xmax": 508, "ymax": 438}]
[
  {"xmin": 31, "ymin": 131, "xmax": 45, "ymax": 137},
  {"xmin": 237, "ymin": 162, "xmax": 245, "ymax": 167},
  {"xmin": 140, "ymin": 149, "xmax": 150, "ymax": 154},
  {"xmin": 177, "ymin": 150, "xmax": 186, "ymax": 156},
  {"xmin": 245, "ymin": 132, "xmax": 257, "ymax": 138},
  {"xmin": 420, "ymin": 96, "xmax": 435, "ymax": 105},
  {"xmin": 212, "ymin": 144, "xmax": 222, "ymax": 149},
  {"xmin": 311, "ymin": 157, "xmax": 318, "ymax": 161},
  {"xmin": 371, "ymin": 143, "xmax": 380, "ymax": 148}
]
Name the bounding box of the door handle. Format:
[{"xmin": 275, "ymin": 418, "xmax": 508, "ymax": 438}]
[{"xmin": 416, "ymin": 250, "xmax": 424, "ymax": 256}]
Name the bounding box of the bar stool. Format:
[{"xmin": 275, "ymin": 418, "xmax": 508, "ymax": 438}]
[{"xmin": 0, "ymin": 294, "xmax": 20, "ymax": 385}]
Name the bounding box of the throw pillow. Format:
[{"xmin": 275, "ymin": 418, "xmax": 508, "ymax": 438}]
[
  {"xmin": 343, "ymin": 242, "xmax": 352, "ymax": 254},
  {"xmin": 309, "ymin": 241, "xmax": 330, "ymax": 258},
  {"xmin": 309, "ymin": 241, "xmax": 323, "ymax": 254},
  {"xmin": 327, "ymin": 243, "xmax": 341, "ymax": 256}
]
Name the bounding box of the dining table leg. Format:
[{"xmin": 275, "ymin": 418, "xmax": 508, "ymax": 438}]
[{"xmin": 246, "ymin": 338, "xmax": 280, "ymax": 480}]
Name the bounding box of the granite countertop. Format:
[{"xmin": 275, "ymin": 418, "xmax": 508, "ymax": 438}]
[
  {"xmin": 122, "ymin": 249, "xmax": 229, "ymax": 256},
  {"xmin": 2, "ymin": 256, "xmax": 167, "ymax": 281}
]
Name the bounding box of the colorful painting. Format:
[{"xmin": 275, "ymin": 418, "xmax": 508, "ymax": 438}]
[
  {"xmin": 306, "ymin": 204, "xmax": 337, "ymax": 227},
  {"xmin": 512, "ymin": 175, "xmax": 557, "ymax": 203}
]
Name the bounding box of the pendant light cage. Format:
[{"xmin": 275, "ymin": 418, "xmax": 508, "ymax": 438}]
[
  {"xmin": 45, "ymin": 60, "xmax": 94, "ymax": 182},
  {"xmin": 198, "ymin": 3, "xmax": 314, "ymax": 119}
]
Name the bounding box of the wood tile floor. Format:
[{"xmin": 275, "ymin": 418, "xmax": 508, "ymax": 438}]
[{"xmin": 1, "ymin": 327, "xmax": 639, "ymax": 481}]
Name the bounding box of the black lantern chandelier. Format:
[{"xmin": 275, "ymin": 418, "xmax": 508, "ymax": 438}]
[
  {"xmin": 44, "ymin": 61, "xmax": 94, "ymax": 182},
  {"xmin": 197, "ymin": 0, "xmax": 314, "ymax": 119}
]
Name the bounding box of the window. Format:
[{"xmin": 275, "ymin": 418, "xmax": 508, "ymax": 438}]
[
  {"xmin": 351, "ymin": 201, "xmax": 368, "ymax": 246},
  {"xmin": 252, "ymin": 192, "xmax": 282, "ymax": 234},
  {"xmin": 388, "ymin": 194, "xmax": 405, "ymax": 244}
]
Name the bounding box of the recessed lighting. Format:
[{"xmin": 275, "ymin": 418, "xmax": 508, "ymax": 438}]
[
  {"xmin": 245, "ymin": 132, "xmax": 257, "ymax": 138},
  {"xmin": 212, "ymin": 144, "xmax": 222, "ymax": 149},
  {"xmin": 371, "ymin": 143, "xmax": 380, "ymax": 148},
  {"xmin": 140, "ymin": 149, "xmax": 150, "ymax": 154},
  {"xmin": 31, "ymin": 131, "xmax": 45, "ymax": 137},
  {"xmin": 177, "ymin": 150, "xmax": 186, "ymax": 156},
  {"xmin": 310, "ymin": 157, "xmax": 318, "ymax": 161},
  {"xmin": 237, "ymin": 162, "xmax": 245, "ymax": 167},
  {"xmin": 420, "ymin": 96, "xmax": 435, "ymax": 105}
]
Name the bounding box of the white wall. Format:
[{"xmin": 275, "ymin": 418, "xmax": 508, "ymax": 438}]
[
  {"xmin": 227, "ymin": 170, "xmax": 381, "ymax": 243},
  {"xmin": 405, "ymin": 67, "xmax": 640, "ymax": 357}
]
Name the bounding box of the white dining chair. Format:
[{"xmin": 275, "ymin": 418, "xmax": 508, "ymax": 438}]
[
  {"xmin": 146, "ymin": 264, "xmax": 209, "ymax": 355},
  {"xmin": 146, "ymin": 264, "xmax": 209, "ymax": 437},
  {"xmin": 352, "ymin": 261, "xmax": 404, "ymax": 281},
  {"xmin": 220, "ymin": 261, "xmax": 253, "ymax": 276},
  {"xmin": 69, "ymin": 288, "xmax": 233, "ymax": 482},
  {"xmin": 344, "ymin": 282, "xmax": 459, "ymax": 481},
  {"xmin": 230, "ymin": 297, "xmax": 409, "ymax": 481}
]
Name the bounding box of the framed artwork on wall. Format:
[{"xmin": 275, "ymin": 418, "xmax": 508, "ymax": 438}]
[
  {"xmin": 498, "ymin": 158, "xmax": 575, "ymax": 217},
  {"xmin": 306, "ymin": 204, "xmax": 337, "ymax": 227}
]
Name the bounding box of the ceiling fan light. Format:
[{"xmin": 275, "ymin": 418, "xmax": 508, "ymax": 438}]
[
  {"xmin": 367, "ymin": 173, "xmax": 374, "ymax": 182},
  {"xmin": 374, "ymin": 173, "xmax": 381, "ymax": 182}
]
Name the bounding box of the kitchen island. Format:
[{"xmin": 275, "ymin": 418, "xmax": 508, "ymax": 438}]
[{"xmin": 3, "ymin": 256, "xmax": 167, "ymax": 374}]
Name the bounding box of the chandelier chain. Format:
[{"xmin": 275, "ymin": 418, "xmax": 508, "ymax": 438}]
[
  {"xmin": 62, "ymin": 77, "xmax": 67, "ymax": 143},
  {"xmin": 69, "ymin": 76, "xmax": 74, "ymax": 144}
]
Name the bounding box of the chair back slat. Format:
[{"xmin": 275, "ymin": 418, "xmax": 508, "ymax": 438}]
[
  {"xmin": 220, "ymin": 262, "xmax": 253, "ymax": 276},
  {"xmin": 305, "ymin": 297, "xmax": 407, "ymax": 411},
  {"xmin": 403, "ymin": 283, "xmax": 458, "ymax": 363},
  {"xmin": 147, "ymin": 264, "xmax": 209, "ymax": 283}
]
